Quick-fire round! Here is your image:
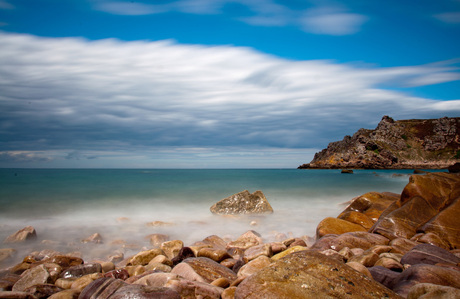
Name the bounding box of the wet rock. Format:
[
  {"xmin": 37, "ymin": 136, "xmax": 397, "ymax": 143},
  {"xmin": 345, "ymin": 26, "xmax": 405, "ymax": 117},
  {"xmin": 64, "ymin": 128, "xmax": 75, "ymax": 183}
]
[
  {"xmin": 391, "ymin": 264, "xmax": 460, "ymax": 297},
  {"xmin": 127, "ymin": 249, "xmax": 163, "ymax": 266},
  {"xmin": 144, "ymin": 262, "xmax": 171, "ymax": 273},
  {"xmin": 12, "ymin": 264, "xmax": 50, "ymax": 292},
  {"xmin": 59, "ymin": 263, "xmax": 102, "ymax": 279},
  {"xmin": 311, "ymin": 231, "xmax": 389, "ymax": 252},
  {"xmin": 348, "ymin": 251, "xmax": 379, "ymax": 267},
  {"xmin": 71, "ymin": 273, "xmax": 103, "ymax": 291},
  {"xmin": 235, "ymin": 250, "xmax": 401, "ymax": 298},
  {"xmin": 211, "ymin": 277, "xmax": 230, "ymax": 288},
  {"xmin": 269, "ymin": 242, "xmax": 287, "ymax": 254},
  {"xmin": 400, "ymin": 243, "xmax": 460, "ymax": 266},
  {"xmin": 222, "ymin": 286, "xmax": 237, "ymax": 299},
  {"xmin": 210, "ymin": 190, "xmax": 273, "ymax": 215},
  {"xmin": 48, "ymin": 289, "xmax": 80, "ymax": 299},
  {"xmin": 104, "ymin": 269, "xmax": 129, "ymax": 280},
  {"xmin": 411, "ymin": 232, "xmax": 450, "ymax": 250},
  {"xmin": 406, "ymin": 282, "xmax": 460, "ymax": 299},
  {"xmin": 390, "ymin": 238, "xmax": 419, "ymax": 254},
  {"xmin": 341, "ymin": 169, "xmax": 353, "ymax": 174},
  {"xmin": 339, "ymin": 192, "xmax": 399, "ymax": 222},
  {"xmin": 81, "ymin": 233, "xmax": 103, "ymax": 244},
  {"xmin": 243, "ymin": 244, "xmax": 272, "ymax": 261},
  {"xmin": 44, "ymin": 256, "xmax": 83, "ymax": 268},
  {"xmin": 3, "ymin": 226, "xmax": 37, "ymax": 244},
  {"xmin": 270, "ymin": 245, "xmax": 307, "ymax": 261},
  {"xmin": 368, "ymin": 266, "xmax": 400, "ymax": 289},
  {"xmin": 197, "ymin": 248, "xmax": 231, "ymax": 263},
  {"xmin": 316, "ymin": 217, "xmax": 366, "ymax": 239},
  {"xmin": 42, "ymin": 263, "xmax": 63, "ymax": 283},
  {"xmin": 226, "ymin": 230, "xmax": 262, "ymax": 250},
  {"xmin": 0, "ymin": 274, "xmax": 21, "ymax": 291},
  {"xmin": 201, "ymin": 235, "xmax": 227, "ymax": 250},
  {"xmin": 171, "ymin": 257, "xmax": 237, "ymax": 284},
  {"xmin": 374, "ymin": 257, "xmax": 404, "ymax": 272},
  {"xmin": 338, "ymin": 211, "xmax": 375, "ymax": 230},
  {"xmin": 346, "ymin": 261, "xmax": 372, "ymax": 277},
  {"xmin": 371, "ymin": 173, "xmax": 460, "ymax": 241},
  {"xmin": 320, "ymin": 249, "xmax": 346, "ymax": 263},
  {"xmin": 0, "ymin": 291, "xmax": 38, "ymax": 299},
  {"xmin": 23, "ymin": 284, "xmax": 63, "ymax": 298},
  {"xmin": 165, "ymin": 278, "xmax": 222, "ymax": 298},
  {"xmin": 171, "ymin": 247, "xmax": 195, "ymax": 265},
  {"xmin": 161, "ymin": 240, "xmax": 183, "ymax": 260},
  {"xmin": 132, "ymin": 272, "xmax": 180, "ymax": 287},
  {"xmin": 237, "ymin": 256, "xmax": 271, "ymax": 278}
]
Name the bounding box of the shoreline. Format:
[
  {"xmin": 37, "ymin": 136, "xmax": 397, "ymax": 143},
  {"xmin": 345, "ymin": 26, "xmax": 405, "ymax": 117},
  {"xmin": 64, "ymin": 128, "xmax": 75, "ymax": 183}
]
[{"xmin": 1, "ymin": 171, "xmax": 459, "ymax": 298}]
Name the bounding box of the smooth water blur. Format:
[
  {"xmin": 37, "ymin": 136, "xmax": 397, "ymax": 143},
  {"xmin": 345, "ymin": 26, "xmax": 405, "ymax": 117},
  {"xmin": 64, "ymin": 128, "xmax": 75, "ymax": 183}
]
[{"xmin": 0, "ymin": 168, "xmax": 423, "ymax": 265}]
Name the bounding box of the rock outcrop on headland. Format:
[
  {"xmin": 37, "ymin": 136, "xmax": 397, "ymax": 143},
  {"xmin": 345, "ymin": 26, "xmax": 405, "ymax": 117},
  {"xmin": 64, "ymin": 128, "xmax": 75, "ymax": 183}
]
[{"xmin": 299, "ymin": 116, "xmax": 460, "ymax": 169}]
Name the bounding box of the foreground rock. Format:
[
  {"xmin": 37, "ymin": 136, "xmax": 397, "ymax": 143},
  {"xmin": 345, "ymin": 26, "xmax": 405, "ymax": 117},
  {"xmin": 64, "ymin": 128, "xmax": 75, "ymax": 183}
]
[
  {"xmin": 235, "ymin": 250, "xmax": 401, "ymax": 298},
  {"xmin": 298, "ymin": 115, "xmax": 460, "ymax": 169},
  {"xmin": 210, "ymin": 190, "xmax": 273, "ymax": 215}
]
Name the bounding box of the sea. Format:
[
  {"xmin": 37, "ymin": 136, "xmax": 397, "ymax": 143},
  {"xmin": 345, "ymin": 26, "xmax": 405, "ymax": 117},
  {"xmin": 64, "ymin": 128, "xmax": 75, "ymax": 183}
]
[{"xmin": 0, "ymin": 168, "xmax": 437, "ymax": 266}]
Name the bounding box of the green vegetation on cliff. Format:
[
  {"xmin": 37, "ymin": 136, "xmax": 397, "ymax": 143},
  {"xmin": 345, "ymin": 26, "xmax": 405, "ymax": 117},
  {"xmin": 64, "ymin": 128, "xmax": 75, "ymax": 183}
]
[{"xmin": 299, "ymin": 116, "xmax": 460, "ymax": 169}]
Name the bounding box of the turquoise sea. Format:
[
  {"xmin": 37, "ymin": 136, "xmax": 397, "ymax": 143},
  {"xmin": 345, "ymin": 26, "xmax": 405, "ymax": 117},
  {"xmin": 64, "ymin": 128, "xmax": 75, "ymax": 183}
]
[{"xmin": 0, "ymin": 168, "xmax": 433, "ymax": 265}]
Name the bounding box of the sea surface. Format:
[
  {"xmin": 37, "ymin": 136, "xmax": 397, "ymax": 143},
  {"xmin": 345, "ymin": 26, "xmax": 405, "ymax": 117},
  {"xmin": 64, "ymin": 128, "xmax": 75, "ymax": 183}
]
[{"xmin": 0, "ymin": 168, "xmax": 434, "ymax": 265}]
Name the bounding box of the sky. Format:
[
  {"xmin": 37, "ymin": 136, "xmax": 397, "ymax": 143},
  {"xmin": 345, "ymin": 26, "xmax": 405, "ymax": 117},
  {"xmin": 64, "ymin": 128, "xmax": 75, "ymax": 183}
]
[{"xmin": 0, "ymin": 0, "xmax": 459, "ymax": 168}]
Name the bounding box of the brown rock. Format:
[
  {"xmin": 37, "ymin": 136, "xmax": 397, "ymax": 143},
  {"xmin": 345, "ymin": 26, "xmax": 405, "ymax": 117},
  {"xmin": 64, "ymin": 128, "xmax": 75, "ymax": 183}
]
[
  {"xmin": 221, "ymin": 286, "xmax": 237, "ymax": 299},
  {"xmin": 227, "ymin": 230, "xmax": 262, "ymax": 250},
  {"xmin": 338, "ymin": 211, "xmax": 375, "ymax": 230},
  {"xmin": 391, "ymin": 264, "xmax": 460, "ymax": 297},
  {"xmin": 316, "ymin": 217, "xmax": 366, "ymax": 239},
  {"xmin": 339, "ymin": 192, "xmax": 399, "ymax": 222},
  {"xmin": 12, "ymin": 264, "xmax": 50, "ymax": 292},
  {"xmin": 131, "ymin": 272, "xmax": 180, "ymax": 287},
  {"xmin": 146, "ymin": 234, "xmax": 169, "ymax": 248},
  {"xmin": 407, "ymin": 282, "xmax": 460, "ymax": 299},
  {"xmin": 235, "ymin": 250, "xmax": 401, "ymax": 298},
  {"xmin": 311, "ymin": 232, "xmax": 389, "ymax": 252},
  {"xmin": 201, "ymin": 235, "xmax": 227, "ymax": 250},
  {"xmin": 374, "ymin": 257, "xmax": 404, "ymax": 272},
  {"xmin": 23, "ymin": 284, "xmax": 63, "ymax": 298},
  {"xmin": 210, "ymin": 190, "xmax": 273, "ymax": 215},
  {"xmin": 45, "ymin": 256, "xmax": 83, "ymax": 268},
  {"xmin": 0, "ymin": 248, "xmax": 16, "ymax": 264},
  {"xmin": 60, "ymin": 263, "xmax": 102, "ymax": 279},
  {"xmin": 165, "ymin": 278, "xmax": 222, "ymax": 298},
  {"xmin": 171, "ymin": 257, "xmax": 237, "ymax": 284},
  {"xmin": 270, "ymin": 246, "xmax": 307, "ymax": 261},
  {"xmin": 48, "ymin": 289, "xmax": 80, "ymax": 299},
  {"xmin": 81, "ymin": 233, "xmax": 103, "ymax": 244},
  {"xmin": 171, "ymin": 247, "xmax": 195, "ymax": 265},
  {"xmin": 197, "ymin": 248, "xmax": 231, "ymax": 263},
  {"xmin": 3, "ymin": 226, "xmax": 37, "ymax": 244},
  {"xmin": 161, "ymin": 240, "xmax": 183, "ymax": 260},
  {"xmin": 348, "ymin": 251, "xmax": 380, "ymax": 267},
  {"xmin": 243, "ymin": 244, "xmax": 272, "ymax": 261},
  {"xmin": 411, "ymin": 232, "xmax": 450, "ymax": 250},
  {"xmin": 346, "ymin": 261, "xmax": 372, "ymax": 277},
  {"xmin": 104, "ymin": 269, "xmax": 130, "ymax": 280},
  {"xmin": 0, "ymin": 274, "xmax": 21, "ymax": 291},
  {"xmin": 400, "ymin": 243, "xmax": 460, "ymax": 266},
  {"xmin": 371, "ymin": 173, "xmax": 460, "ymax": 241},
  {"xmin": 237, "ymin": 256, "xmax": 271, "ymax": 278},
  {"xmin": 128, "ymin": 249, "xmax": 163, "ymax": 266},
  {"xmin": 368, "ymin": 266, "xmax": 400, "ymax": 289},
  {"xmin": 0, "ymin": 291, "xmax": 38, "ymax": 299},
  {"xmin": 390, "ymin": 238, "xmax": 419, "ymax": 254}
]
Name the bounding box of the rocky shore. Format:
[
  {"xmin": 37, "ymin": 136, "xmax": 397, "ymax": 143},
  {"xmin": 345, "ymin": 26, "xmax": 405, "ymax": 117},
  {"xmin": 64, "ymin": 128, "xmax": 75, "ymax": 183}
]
[{"xmin": 1, "ymin": 172, "xmax": 459, "ymax": 298}]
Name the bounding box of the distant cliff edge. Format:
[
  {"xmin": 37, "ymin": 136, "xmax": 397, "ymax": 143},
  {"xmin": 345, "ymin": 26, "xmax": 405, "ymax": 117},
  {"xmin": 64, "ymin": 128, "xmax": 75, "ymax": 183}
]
[{"xmin": 298, "ymin": 116, "xmax": 460, "ymax": 169}]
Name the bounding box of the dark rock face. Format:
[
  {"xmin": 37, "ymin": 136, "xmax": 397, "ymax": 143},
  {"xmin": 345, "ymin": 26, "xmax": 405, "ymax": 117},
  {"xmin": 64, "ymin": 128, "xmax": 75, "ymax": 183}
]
[
  {"xmin": 210, "ymin": 190, "xmax": 273, "ymax": 215},
  {"xmin": 235, "ymin": 250, "xmax": 401, "ymax": 298},
  {"xmin": 400, "ymin": 244, "xmax": 460, "ymax": 266},
  {"xmin": 298, "ymin": 116, "xmax": 460, "ymax": 169}
]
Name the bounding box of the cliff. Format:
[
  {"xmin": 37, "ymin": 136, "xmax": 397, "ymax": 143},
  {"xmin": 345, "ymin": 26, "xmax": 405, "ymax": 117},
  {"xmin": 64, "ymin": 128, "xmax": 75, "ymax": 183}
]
[{"xmin": 298, "ymin": 116, "xmax": 460, "ymax": 169}]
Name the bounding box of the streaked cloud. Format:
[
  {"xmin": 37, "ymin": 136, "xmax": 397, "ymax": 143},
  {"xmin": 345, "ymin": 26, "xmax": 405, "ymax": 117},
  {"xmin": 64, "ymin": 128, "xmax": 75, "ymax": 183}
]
[
  {"xmin": 0, "ymin": 0, "xmax": 14, "ymax": 10},
  {"xmin": 300, "ymin": 7, "xmax": 368, "ymax": 35},
  {"xmin": 0, "ymin": 32, "xmax": 459, "ymax": 167}
]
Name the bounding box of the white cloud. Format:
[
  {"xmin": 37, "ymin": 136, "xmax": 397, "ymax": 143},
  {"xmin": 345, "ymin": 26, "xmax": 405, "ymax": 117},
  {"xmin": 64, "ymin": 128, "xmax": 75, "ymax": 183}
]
[
  {"xmin": 93, "ymin": 1, "xmax": 167, "ymax": 15},
  {"xmin": 0, "ymin": 0, "xmax": 14, "ymax": 10},
  {"xmin": 300, "ymin": 7, "xmax": 368, "ymax": 35},
  {"xmin": 0, "ymin": 33, "xmax": 459, "ymax": 167},
  {"xmin": 434, "ymin": 11, "xmax": 460, "ymax": 24}
]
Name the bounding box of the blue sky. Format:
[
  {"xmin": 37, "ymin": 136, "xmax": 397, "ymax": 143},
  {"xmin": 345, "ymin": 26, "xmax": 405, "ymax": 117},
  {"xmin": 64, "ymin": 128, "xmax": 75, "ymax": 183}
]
[{"xmin": 0, "ymin": 0, "xmax": 459, "ymax": 168}]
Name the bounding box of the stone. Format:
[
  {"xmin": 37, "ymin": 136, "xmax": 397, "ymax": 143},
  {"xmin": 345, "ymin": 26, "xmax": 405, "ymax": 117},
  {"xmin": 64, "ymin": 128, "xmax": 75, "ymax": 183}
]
[
  {"xmin": 237, "ymin": 256, "xmax": 271, "ymax": 278},
  {"xmin": 144, "ymin": 262, "xmax": 172, "ymax": 273},
  {"xmin": 54, "ymin": 279, "xmax": 75, "ymax": 290},
  {"xmin": 48, "ymin": 289, "xmax": 80, "ymax": 299},
  {"xmin": 374, "ymin": 257, "xmax": 404, "ymax": 272},
  {"xmin": 202, "ymin": 235, "xmax": 227, "ymax": 250},
  {"xmin": 320, "ymin": 249, "xmax": 346, "ymax": 263},
  {"xmin": 197, "ymin": 248, "xmax": 231, "ymax": 263},
  {"xmin": 161, "ymin": 240, "xmax": 183, "ymax": 260},
  {"xmin": 43, "ymin": 262, "xmax": 63, "ymax": 283},
  {"xmin": 221, "ymin": 286, "xmax": 237, "ymax": 299},
  {"xmin": 400, "ymin": 243, "xmax": 460, "ymax": 266},
  {"xmin": 104, "ymin": 269, "xmax": 130, "ymax": 280},
  {"xmin": 391, "ymin": 264, "xmax": 460, "ymax": 297},
  {"xmin": 125, "ymin": 265, "xmax": 145, "ymax": 277},
  {"xmin": 12, "ymin": 264, "xmax": 50, "ymax": 292},
  {"xmin": 0, "ymin": 274, "xmax": 21, "ymax": 291},
  {"xmin": 316, "ymin": 217, "xmax": 366, "ymax": 238},
  {"xmin": 270, "ymin": 246, "xmax": 307, "ymax": 261},
  {"xmin": 23, "ymin": 284, "xmax": 63, "ymax": 298},
  {"xmin": 338, "ymin": 211, "xmax": 375, "ymax": 230},
  {"xmin": 346, "ymin": 261, "xmax": 372, "ymax": 277},
  {"xmin": 243, "ymin": 244, "xmax": 272, "ymax": 261},
  {"xmin": 0, "ymin": 291, "xmax": 38, "ymax": 299},
  {"xmin": 146, "ymin": 221, "xmax": 175, "ymax": 227},
  {"xmin": 165, "ymin": 278, "xmax": 222, "ymax": 299},
  {"xmin": 71, "ymin": 273, "xmax": 103, "ymax": 291},
  {"xmin": 132, "ymin": 273, "xmax": 180, "ymax": 287},
  {"xmin": 45, "ymin": 256, "xmax": 83, "ymax": 268},
  {"xmin": 412, "ymin": 232, "xmax": 450, "ymax": 250},
  {"xmin": 171, "ymin": 247, "xmax": 195, "ymax": 265},
  {"xmin": 341, "ymin": 169, "xmax": 353, "ymax": 173},
  {"xmin": 81, "ymin": 233, "xmax": 103, "ymax": 244},
  {"xmin": 371, "ymin": 173, "xmax": 460, "ymax": 241},
  {"xmin": 339, "ymin": 192, "xmax": 399, "ymax": 222},
  {"xmin": 390, "ymin": 238, "xmax": 419, "ymax": 254},
  {"xmin": 3, "ymin": 226, "xmax": 37, "ymax": 244},
  {"xmin": 227, "ymin": 230, "xmax": 263, "ymax": 250},
  {"xmin": 210, "ymin": 190, "xmax": 273, "ymax": 215},
  {"xmin": 59, "ymin": 263, "xmax": 102, "ymax": 279},
  {"xmin": 235, "ymin": 250, "xmax": 401, "ymax": 298},
  {"xmin": 171, "ymin": 257, "xmax": 237, "ymax": 284},
  {"xmin": 348, "ymin": 251, "xmax": 379, "ymax": 267},
  {"xmin": 127, "ymin": 248, "xmax": 163, "ymax": 266},
  {"xmin": 407, "ymin": 282, "xmax": 460, "ymax": 299},
  {"xmin": 368, "ymin": 266, "xmax": 400, "ymax": 289},
  {"xmin": 311, "ymin": 231, "xmax": 389, "ymax": 252}
]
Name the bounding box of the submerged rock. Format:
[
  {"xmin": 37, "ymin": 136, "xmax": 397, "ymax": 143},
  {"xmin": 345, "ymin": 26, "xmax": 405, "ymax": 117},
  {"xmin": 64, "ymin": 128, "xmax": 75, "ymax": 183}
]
[
  {"xmin": 3, "ymin": 226, "xmax": 37, "ymax": 244},
  {"xmin": 210, "ymin": 190, "xmax": 273, "ymax": 215}
]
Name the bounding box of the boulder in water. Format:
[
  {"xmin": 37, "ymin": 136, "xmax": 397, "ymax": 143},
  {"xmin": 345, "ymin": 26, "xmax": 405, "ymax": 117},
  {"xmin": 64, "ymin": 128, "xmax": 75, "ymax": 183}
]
[{"xmin": 210, "ymin": 190, "xmax": 273, "ymax": 215}]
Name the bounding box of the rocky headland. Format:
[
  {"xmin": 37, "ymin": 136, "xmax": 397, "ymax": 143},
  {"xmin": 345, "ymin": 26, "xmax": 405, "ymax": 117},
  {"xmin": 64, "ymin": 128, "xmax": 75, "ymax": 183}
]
[
  {"xmin": 0, "ymin": 172, "xmax": 459, "ymax": 298},
  {"xmin": 299, "ymin": 116, "xmax": 460, "ymax": 169}
]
